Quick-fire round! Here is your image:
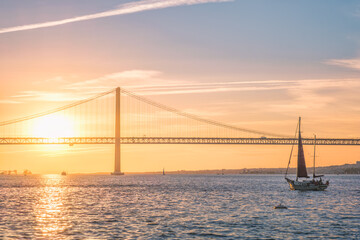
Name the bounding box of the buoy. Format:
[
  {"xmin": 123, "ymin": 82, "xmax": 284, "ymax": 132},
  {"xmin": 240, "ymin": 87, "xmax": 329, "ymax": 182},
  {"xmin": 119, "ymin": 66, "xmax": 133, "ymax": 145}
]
[{"xmin": 274, "ymin": 204, "xmax": 287, "ymax": 209}]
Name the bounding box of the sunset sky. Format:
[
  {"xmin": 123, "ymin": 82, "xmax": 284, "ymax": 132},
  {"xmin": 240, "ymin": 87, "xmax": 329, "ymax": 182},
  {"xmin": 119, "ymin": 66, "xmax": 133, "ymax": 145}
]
[{"xmin": 1, "ymin": 0, "xmax": 360, "ymax": 173}]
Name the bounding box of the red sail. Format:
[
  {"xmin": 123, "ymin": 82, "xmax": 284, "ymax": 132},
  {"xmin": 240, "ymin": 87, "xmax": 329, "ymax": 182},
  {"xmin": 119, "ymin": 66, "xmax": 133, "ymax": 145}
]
[{"xmin": 297, "ymin": 131, "xmax": 308, "ymax": 178}]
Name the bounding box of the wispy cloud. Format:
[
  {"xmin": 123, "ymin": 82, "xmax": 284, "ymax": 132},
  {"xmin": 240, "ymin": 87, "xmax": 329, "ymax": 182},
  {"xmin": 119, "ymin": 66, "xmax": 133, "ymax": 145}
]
[
  {"xmin": 65, "ymin": 70, "xmax": 163, "ymax": 90},
  {"xmin": 325, "ymin": 58, "xmax": 360, "ymax": 70},
  {"xmin": 11, "ymin": 90, "xmax": 89, "ymax": 102},
  {"xmin": 32, "ymin": 76, "xmax": 67, "ymax": 85},
  {"xmin": 0, "ymin": 0, "xmax": 231, "ymax": 35},
  {"xmin": 268, "ymin": 79, "xmax": 360, "ymax": 112},
  {"xmin": 0, "ymin": 100, "xmax": 22, "ymax": 104},
  {"xmin": 7, "ymin": 69, "xmax": 360, "ymax": 105},
  {"xmin": 64, "ymin": 70, "xmax": 300, "ymax": 95}
]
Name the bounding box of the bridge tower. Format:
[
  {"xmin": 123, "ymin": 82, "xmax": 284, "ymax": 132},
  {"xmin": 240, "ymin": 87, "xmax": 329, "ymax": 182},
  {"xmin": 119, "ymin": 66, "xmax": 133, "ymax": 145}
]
[{"xmin": 112, "ymin": 87, "xmax": 124, "ymax": 175}]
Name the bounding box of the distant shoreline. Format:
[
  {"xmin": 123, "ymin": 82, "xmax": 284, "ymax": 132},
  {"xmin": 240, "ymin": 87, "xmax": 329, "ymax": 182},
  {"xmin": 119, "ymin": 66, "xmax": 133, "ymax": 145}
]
[
  {"xmin": 77, "ymin": 162, "xmax": 360, "ymax": 175},
  {"xmin": 2, "ymin": 162, "xmax": 359, "ymax": 175}
]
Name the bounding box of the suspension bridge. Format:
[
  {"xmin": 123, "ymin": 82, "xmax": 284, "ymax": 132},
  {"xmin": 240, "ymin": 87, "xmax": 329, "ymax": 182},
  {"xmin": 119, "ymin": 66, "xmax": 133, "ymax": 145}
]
[{"xmin": 1, "ymin": 87, "xmax": 359, "ymax": 175}]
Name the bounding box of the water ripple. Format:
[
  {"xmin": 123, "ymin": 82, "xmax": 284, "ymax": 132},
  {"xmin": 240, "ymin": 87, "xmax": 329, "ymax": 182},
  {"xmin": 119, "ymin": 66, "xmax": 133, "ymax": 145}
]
[{"xmin": 0, "ymin": 174, "xmax": 359, "ymax": 239}]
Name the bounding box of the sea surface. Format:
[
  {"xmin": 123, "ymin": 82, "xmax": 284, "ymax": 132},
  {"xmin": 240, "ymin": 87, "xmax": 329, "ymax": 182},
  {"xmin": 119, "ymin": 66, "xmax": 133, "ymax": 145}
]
[{"xmin": 0, "ymin": 174, "xmax": 359, "ymax": 239}]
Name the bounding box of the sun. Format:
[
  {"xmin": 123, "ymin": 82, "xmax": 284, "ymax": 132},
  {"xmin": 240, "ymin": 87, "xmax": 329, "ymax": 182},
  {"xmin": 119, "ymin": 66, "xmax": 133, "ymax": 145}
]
[{"xmin": 32, "ymin": 114, "xmax": 74, "ymax": 138}]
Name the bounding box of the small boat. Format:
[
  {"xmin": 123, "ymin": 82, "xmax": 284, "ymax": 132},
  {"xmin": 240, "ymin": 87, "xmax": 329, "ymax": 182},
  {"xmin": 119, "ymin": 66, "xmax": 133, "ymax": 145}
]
[
  {"xmin": 274, "ymin": 203, "xmax": 287, "ymax": 209},
  {"xmin": 61, "ymin": 171, "xmax": 67, "ymax": 176},
  {"xmin": 285, "ymin": 117, "xmax": 329, "ymax": 191}
]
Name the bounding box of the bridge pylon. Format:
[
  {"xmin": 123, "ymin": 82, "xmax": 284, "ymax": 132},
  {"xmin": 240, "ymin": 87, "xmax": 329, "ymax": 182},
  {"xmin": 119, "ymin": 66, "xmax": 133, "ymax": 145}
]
[{"xmin": 111, "ymin": 87, "xmax": 124, "ymax": 175}]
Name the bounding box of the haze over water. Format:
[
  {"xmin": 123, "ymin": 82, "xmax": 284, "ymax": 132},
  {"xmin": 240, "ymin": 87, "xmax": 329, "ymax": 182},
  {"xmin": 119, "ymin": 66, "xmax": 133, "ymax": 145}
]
[{"xmin": 1, "ymin": 174, "xmax": 359, "ymax": 239}]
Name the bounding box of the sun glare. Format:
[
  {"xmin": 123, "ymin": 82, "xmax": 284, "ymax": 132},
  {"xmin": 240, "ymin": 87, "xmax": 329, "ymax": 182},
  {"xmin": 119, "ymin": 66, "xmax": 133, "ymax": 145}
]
[{"xmin": 32, "ymin": 115, "xmax": 74, "ymax": 138}]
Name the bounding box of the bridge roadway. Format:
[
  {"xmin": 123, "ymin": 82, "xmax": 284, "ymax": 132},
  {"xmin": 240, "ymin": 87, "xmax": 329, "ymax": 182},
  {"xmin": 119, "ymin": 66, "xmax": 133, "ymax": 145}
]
[{"xmin": 1, "ymin": 137, "xmax": 360, "ymax": 145}]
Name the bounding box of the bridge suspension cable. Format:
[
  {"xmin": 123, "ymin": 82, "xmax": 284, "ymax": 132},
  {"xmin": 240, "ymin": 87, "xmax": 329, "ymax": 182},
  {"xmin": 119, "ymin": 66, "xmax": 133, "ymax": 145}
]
[
  {"xmin": 121, "ymin": 88, "xmax": 290, "ymax": 138},
  {"xmin": 0, "ymin": 89, "xmax": 115, "ymax": 127},
  {"xmin": 0, "ymin": 86, "xmax": 358, "ymax": 145},
  {"xmin": 0, "ymin": 87, "xmax": 291, "ymax": 138}
]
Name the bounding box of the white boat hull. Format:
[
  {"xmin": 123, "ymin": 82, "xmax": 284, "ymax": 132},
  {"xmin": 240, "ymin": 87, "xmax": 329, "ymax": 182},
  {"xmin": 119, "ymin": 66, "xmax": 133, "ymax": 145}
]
[{"xmin": 286, "ymin": 178, "xmax": 329, "ymax": 191}]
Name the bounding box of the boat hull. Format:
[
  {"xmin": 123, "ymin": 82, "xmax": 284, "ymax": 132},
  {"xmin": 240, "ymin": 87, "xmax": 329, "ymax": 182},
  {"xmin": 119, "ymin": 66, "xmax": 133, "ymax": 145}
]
[{"xmin": 286, "ymin": 178, "xmax": 328, "ymax": 191}]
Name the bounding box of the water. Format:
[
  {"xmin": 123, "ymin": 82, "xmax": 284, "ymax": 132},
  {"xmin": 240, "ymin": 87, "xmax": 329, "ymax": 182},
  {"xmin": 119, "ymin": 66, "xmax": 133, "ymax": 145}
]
[{"xmin": 0, "ymin": 174, "xmax": 359, "ymax": 239}]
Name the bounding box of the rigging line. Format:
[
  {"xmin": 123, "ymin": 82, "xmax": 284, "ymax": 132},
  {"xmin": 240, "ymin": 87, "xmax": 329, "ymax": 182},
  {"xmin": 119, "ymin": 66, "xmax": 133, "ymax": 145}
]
[
  {"xmin": 285, "ymin": 121, "xmax": 299, "ymax": 178},
  {"xmin": 120, "ymin": 88, "xmax": 290, "ymax": 138},
  {"xmin": 0, "ymin": 89, "xmax": 116, "ymax": 127}
]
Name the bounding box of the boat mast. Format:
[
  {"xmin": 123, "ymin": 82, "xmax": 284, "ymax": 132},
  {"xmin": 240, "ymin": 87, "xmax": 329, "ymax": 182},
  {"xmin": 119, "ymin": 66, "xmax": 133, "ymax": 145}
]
[
  {"xmin": 313, "ymin": 134, "xmax": 316, "ymax": 179},
  {"xmin": 296, "ymin": 117, "xmax": 301, "ymax": 181}
]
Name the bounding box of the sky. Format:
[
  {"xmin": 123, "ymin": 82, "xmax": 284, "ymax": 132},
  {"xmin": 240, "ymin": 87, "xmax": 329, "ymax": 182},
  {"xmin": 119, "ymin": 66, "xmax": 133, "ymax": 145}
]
[{"xmin": 1, "ymin": 0, "xmax": 360, "ymax": 173}]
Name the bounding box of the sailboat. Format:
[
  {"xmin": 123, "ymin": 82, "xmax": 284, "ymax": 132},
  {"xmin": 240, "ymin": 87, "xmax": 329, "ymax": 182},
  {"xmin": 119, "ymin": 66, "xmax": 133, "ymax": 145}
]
[
  {"xmin": 285, "ymin": 117, "xmax": 329, "ymax": 191},
  {"xmin": 162, "ymin": 168, "xmax": 165, "ymax": 175}
]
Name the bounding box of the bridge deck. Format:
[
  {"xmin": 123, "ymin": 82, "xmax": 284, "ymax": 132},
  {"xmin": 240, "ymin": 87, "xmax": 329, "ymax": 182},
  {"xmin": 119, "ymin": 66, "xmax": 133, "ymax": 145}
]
[{"xmin": 1, "ymin": 137, "xmax": 360, "ymax": 145}]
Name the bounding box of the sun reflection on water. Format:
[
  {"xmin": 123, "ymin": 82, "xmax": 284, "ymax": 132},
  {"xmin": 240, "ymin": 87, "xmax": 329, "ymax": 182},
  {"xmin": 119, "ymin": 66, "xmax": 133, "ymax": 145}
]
[{"xmin": 34, "ymin": 174, "xmax": 72, "ymax": 237}]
